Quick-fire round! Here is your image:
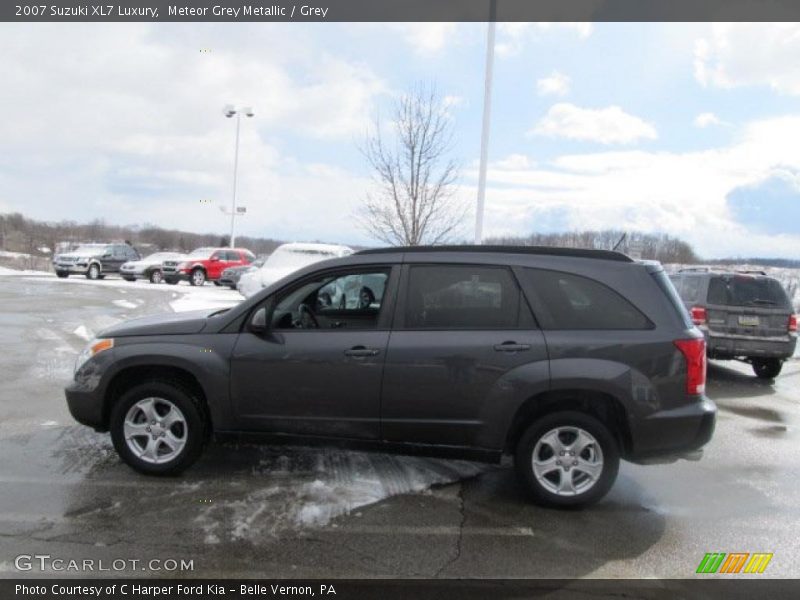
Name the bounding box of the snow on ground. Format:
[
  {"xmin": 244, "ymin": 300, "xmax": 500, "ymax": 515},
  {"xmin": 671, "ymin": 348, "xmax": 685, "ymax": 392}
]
[
  {"xmin": 0, "ymin": 265, "xmax": 50, "ymax": 276},
  {"xmin": 194, "ymin": 446, "xmax": 487, "ymax": 543}
]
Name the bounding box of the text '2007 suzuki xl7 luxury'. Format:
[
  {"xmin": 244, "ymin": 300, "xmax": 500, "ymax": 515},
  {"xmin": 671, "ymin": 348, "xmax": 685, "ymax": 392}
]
[{"xmin": 66, "ymin": 246, "xmax": 716, "ymax": 507}]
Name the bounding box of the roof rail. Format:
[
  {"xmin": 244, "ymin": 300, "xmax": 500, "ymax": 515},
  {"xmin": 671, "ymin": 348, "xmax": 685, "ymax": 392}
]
[
  {"xmin": 354, "ymin": 245, "xmax": 633, "ymax": 262},
  {"xmin": 735, "ymin": 269, "xmax": 767, "ymax": 276}
]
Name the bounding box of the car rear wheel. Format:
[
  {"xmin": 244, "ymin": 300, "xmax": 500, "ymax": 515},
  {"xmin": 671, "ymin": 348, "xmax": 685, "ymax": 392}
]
[
  {"xmin": 515, "ymin": 411, "xmax": 619, "ymax": 508},
  {"xmin": 189, "ymin": 268, "xmax": 205, "ymax": 286},
  {"xmin": 149, "ymin": 270, "xmax": 163, "ymax": 284},
  {"xmin": 110, "ymin": 381, "xmax": 206, "ymax": 475},
  {"xmin": 86, "ymin": 263, "xmax": 101, "ymax": 280},
  {"xmin": 752, "ymin": 358, "xmax": 782, "ymax": 379},
  {"xmin": 56, "ymin": 271, "xmax": 69, "ymax": 278}
]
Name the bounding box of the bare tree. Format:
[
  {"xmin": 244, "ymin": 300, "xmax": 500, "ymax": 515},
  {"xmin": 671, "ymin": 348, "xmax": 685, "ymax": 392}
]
[{"xmin": 358, "ymin": 84, "xmax": 465, "ymax": 246}]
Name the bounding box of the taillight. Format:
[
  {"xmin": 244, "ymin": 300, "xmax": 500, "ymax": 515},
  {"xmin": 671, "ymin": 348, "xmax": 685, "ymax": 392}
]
[
  {"xmin": 674, "ymin": 338, "xmax": 707, "ymax": 395},
  {"xmin": 790, "ymin": 314, "xmax": 798, "ymax": 333},
  {"xmin": 690, "ymin": 306, "xmax": 707, "ymax": 326}
]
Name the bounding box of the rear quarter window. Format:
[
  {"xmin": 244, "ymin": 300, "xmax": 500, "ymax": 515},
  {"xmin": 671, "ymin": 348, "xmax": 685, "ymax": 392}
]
[{"xmin": 521, "ymin": 268, "xmax": 653, "ymax": 330}]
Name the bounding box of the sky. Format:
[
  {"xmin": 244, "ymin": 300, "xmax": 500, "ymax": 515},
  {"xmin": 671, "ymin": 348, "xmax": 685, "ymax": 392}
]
[{"xmin": 1, "ymin": 22, "xmax": 800, "ymax": 258}]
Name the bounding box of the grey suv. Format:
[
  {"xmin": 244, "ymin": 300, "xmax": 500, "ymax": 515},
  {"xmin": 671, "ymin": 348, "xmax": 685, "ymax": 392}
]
[
  {"xmin": 670, "ymin": 268, "xmax": 797, "ymax": 379},
  {"xmin": 65, "ymin": 246, "xmax": 716, "ymax": 507}
]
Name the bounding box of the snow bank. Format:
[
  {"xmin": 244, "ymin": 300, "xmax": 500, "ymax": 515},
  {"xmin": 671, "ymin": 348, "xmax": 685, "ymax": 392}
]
[{"xmin": 194, "ymin": 446, "xmax": 487, "ymax": 543}]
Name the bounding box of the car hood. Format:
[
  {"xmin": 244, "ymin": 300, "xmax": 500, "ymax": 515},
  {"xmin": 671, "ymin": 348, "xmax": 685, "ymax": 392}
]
[
  {"xmin": 122, "ymin": 259, "xmax": 156, "ymax": 268},
  {"xmin": 98, "ymin": 309, "xmax": 214, "ymax": 337}
]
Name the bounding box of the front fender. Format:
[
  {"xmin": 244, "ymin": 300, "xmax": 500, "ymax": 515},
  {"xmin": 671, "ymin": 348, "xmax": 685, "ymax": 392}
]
[{"xmin": 96, "ymin": 335, "xmax": 238, "ymax": 430}]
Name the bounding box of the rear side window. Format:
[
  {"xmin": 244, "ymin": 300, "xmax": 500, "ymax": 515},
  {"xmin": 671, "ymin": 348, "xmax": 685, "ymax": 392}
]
[
  {"xmin": 404, "ymin": 265, "xmax": 521, "ymax": 329},
  {"xmin": 707, "ymin": 275, "xmax": 791, "ymax": 309},
  {"xmin": 522, "ymin": 268, "xmax": 652, "ymax": 330}
]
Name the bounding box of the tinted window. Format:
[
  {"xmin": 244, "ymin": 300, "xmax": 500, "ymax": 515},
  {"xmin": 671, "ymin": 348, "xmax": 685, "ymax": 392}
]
[
  {"xmin": 683, "ymin": 276, "xmax": 701, "ymax": 302},
  {"xmin": 707, "ymin": 275, "xmax": 791, "ymax": 309},
  {"xmin": 404, "ymin": 265, "xmax": 520, "ymax": 329},
  {"xmin": 523, "ymin": 269, "xmax": 652, "ymax": 330}
]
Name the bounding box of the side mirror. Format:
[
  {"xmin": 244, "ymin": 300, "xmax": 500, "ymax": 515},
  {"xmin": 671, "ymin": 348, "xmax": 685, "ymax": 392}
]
[
  {"xmin": 210, "ymin": 256, "xmax": 220, "ymax": 262},
  {"xmin": 250, "ymin": 307, "xmax": 268, "ymax": 334}
]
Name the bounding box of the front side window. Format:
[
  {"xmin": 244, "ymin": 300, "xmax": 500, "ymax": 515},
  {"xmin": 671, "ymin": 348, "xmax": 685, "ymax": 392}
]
[
  {"xmin": 522, "ymin": 268, "xmax": 652, "ymax": 330},
  {"xmin": 271, "ymin": 269, "xmax": 390, "ymax": 330},
  {"xmin": 404, "ymin": 265, "xmax": 521, "ymax": 329}
]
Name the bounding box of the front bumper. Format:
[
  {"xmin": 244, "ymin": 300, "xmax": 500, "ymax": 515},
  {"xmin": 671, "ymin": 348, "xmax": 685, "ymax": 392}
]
[
  {"xmin": 55, "ymin": 263, "xmax": 89, "ymax": 274},
  {"xmin": 628, "ymin": 396, "xmax": 717, "ymax": 464},
  {"xmin": 65, "ymin": 381, "xmax": 106, "ymax": 431},
  {"xmin": 163, "ymin": 270, "xmax": 190, "ymax": 283},
  {"xmin": 706, "ymin": 332, "xmax": 796, "ymax": 360}
]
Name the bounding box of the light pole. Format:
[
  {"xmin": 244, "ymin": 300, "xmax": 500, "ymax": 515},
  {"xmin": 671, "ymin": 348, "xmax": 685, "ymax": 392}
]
[
  {"xmin": 475, "ymin": 0, "xmax": 497, "ymax": 244},
  {"xmin": 223, "ymin": 104, "xmax": 254, "ymax": 248}
]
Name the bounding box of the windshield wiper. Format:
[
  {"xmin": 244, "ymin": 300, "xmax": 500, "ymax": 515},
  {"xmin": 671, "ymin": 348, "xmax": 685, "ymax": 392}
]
[{"xmin": 746, "ymin": 299, "xmax": 777, "ymax": 306}]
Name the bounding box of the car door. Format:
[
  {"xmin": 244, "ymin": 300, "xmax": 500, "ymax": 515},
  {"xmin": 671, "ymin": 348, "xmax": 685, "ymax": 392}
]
[
  {"xmin": 380, "ymin": 263, "xmax": 549, "ymax": 448},
  {"xmin": 108, "ymin": 245, "xmax": 127, "ymax": 272},
  {"xmin": 206, "ymin": 250, "xmax": 227, "ymax": 279},
  {"xmin": 229, "ymin": 265, "xmax": 399, "ymax": 439}
]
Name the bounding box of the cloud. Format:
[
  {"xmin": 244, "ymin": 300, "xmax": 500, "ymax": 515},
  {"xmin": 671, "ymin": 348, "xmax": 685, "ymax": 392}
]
[
  {"xmin": 491, "ymin": 154, "xmax": 535, "ymax": 170},
  {"xmin": 391, "ymin": 23, "xmax": 459, "ymax": 55},
  {"xmin": 474, "ymin": 115, "xmax": 800, "ymax": 258},
  {"xmin": 694, "ymin": 112, "xmax": 726, "ymax": 128},
  {"xmin": 530, "ymin": 103, "xmax": 658, "ymax": 145},
  {"xmin": 0, "ymin": 23, "xmax": 389, "ymax": 244},
  {"xmin": 496, "ymin": 23, "xmax": 591, "ymax": 58},
  {"xmin": 694, "ymin": 23, "xmax": 800, "ymax": 95},
  {"xmin": 537, "ymin": 71, "xmax": 571, "ymax": 97}
]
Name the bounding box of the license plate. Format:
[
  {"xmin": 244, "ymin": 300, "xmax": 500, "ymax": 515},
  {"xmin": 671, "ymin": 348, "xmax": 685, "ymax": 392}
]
[{"xmin": 738, "ymin": 315, "xmax": 760, "ymax": 327}]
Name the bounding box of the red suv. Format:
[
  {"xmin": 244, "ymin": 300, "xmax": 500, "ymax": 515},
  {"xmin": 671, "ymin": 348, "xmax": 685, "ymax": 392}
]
[{"xmin": 162, "ymin": 247, "xmax": 255, "ymax": 286}]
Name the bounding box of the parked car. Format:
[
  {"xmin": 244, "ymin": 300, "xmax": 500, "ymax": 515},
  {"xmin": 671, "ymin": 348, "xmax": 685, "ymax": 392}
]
[
  {"xmin": 54, "ymin": 243, "xmax": 140, "ymax": 280},
  {"xmin": 66, "ymin": 246, "xmax": 715, "ymax": 507},
  {"xmin": 120, "ymin": 252, "xmax": 187, "ymax": 284},
  {"xmin": 238, "ymin": 243, "xmax": 353, "ymax": 298},
  {"xmin": 161, "ymin": 247, "xmax": 255, "ymax": 286},
  {"xmin": 219, "ymin": 257, "xmax": 266, "ymax": 290},
  {"xmin": 670, "ymin": 267, "xmax": 797, "ymax": 379}
]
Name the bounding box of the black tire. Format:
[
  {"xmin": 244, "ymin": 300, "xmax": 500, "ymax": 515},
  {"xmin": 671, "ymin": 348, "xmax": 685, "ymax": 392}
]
[
  {"xmin": 514, "ymin": 411, "xmax": 619, "ymax": 508},
  {"xmin": 212, "ymin": 281, "xmax": 221, "ymax": 287},
  {"xmin": 228, "ymin": 284, "xmax": 237, "ymax": 290},
  {"xmin": 109, "ymin": 381, "xmax": 207, "ymax": 476},
  {"xmin": 752, "ymin": 358, "xmax": 782, "ymax": 379},
  {"xmin": 122, "ymin": 276, "xmax": 136, "ymax": 282},
  {"xmin": 149, "ymin": 270, "xmax": 163, "ymax": 284},
  {"xmin": 189, "ymin": 268, "xmax": 205, "ymax": 287},
  {"xmin": 56, "ymin": 271, "xmax": 69, "ymax": 278},
  {"xmin": 165, "ymin": 278, "xmax": 178, "ymax": 285},
  {"xmin": 86, "ymin": 263, "xmax": 101, "ymax": 280}
]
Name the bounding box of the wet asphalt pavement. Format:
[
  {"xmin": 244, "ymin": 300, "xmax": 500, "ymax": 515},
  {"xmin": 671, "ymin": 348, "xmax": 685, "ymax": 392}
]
[{"xmin": 1, "ymin": 273, "xmax": 799, "ymax": 579}]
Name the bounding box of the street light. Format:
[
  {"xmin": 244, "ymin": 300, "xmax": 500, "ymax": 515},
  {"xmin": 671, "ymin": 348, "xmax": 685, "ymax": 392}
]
[
  {"xmin": 475, "ymin": 0, "xmax": 497, "ymax": 244},
  {"xmin": 223, "ymin": 104, "xmax": 254, "ymax": 248}
]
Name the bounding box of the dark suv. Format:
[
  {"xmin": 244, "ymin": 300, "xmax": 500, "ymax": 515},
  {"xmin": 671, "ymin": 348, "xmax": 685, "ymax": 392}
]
[
  {"xmin": 670, "ymin": 268, "xmax": 797, "ymax": 379},
  {"xmin": 65, "ymin": 246, "xmax": 715, "ymax": 507},
  {"xmin": 54, "ymin": 242, "xmax": 140, "ymax": 280}
]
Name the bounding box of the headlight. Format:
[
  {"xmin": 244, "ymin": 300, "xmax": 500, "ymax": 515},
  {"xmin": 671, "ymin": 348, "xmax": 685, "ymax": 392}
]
[{"xmin": 75, "ymin": 338, "xmax": 114, "ymax": 373}]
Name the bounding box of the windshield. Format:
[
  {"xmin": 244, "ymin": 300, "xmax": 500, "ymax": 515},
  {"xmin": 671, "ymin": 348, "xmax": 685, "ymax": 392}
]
[
  {"xmin": 144, "ymin": 252, "xmax": 181, "ymax": 261},
  {"xmin": 707, "ymin": 275, "xmax": 792, "ymax": 309},
  {"xmin": 187, "ymin": 248, "xmax": 215, "ymax": 259},
  {"xmin": 73, "ymin": 245, "xmax": 108, "ymax": 255}
]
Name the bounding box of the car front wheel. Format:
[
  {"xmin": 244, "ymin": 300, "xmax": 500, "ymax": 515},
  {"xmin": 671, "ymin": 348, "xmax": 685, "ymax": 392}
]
[
  {"xmin": 149, "ymin": 270, "xmax": 163, "ymax": 284},
  {"xmin": 56, "ymin": 271, "xmax": 69, "ymax": 278},
  {"xmin": 752, "ymin": 358, "xmax": 782, "ymax": 379},
  {"xmin": 515, "ymin": 411, "xmax": 619, "ymax": 508},
  {"xmin": 87, "ymin": 263, "xmax": 101, "ymax": 280},
  {"xmin": 190, "ymin": 268, "xmax": 206, "ymax": 286},
  {"xmin": 110, "ymin": 381, "xmax": 206, "ymax": 475}
]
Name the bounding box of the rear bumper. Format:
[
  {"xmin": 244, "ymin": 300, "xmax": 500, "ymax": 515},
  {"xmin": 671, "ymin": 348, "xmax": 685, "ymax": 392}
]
[
  {"xmin": 628, "ymin": 397, "xmax": 717, "ymax": 464},
  {"xmin": 705, "ymin": 332, "xmax": 796, "ymax": 359}
]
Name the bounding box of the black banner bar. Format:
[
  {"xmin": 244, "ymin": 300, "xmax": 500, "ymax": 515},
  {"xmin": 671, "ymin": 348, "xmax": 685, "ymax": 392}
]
[
  {"xmin": 4, "ymin": 0, "xmax": 800, "ymax": 23},
  {"xmin": 4, "ymin": 579, "xmax": 800, "ymax": 600}
]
